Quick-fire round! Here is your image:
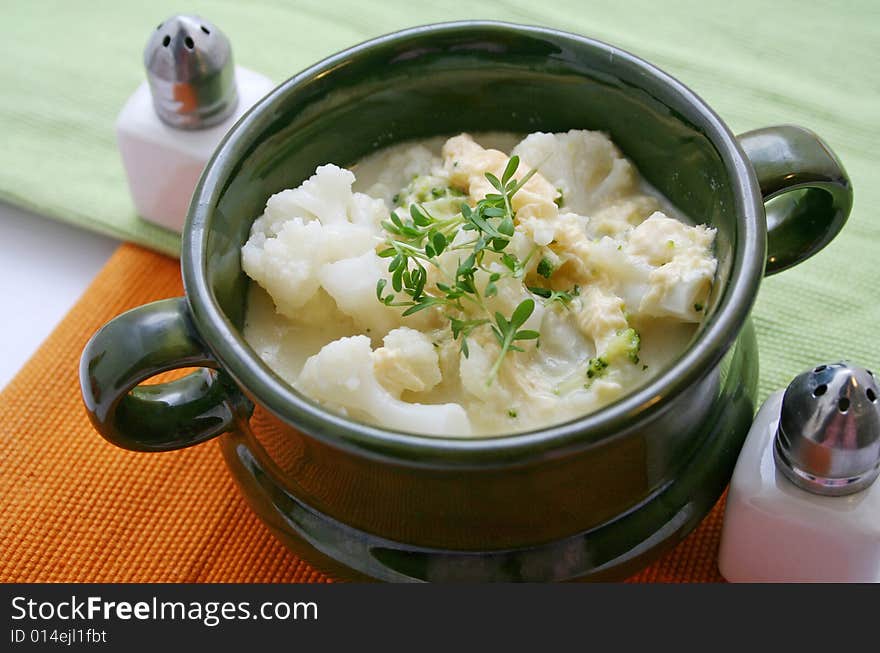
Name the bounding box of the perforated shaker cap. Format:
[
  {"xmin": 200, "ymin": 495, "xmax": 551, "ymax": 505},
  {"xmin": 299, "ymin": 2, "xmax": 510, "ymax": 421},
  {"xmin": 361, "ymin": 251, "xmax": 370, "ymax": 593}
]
[
  {"xmin": 774, "ymin": 362, "xmax": 880, "ymax": 496},
  {"xmin": 144, "ymin": 15, "xmax": 238, "ymax": 129}
]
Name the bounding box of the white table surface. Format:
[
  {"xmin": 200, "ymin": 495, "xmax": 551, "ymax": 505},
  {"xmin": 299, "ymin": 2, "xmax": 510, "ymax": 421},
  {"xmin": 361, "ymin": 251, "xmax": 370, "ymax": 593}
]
[{"xmin": 0, "ymin": 201, "xmax": 119, "ymax": 390}]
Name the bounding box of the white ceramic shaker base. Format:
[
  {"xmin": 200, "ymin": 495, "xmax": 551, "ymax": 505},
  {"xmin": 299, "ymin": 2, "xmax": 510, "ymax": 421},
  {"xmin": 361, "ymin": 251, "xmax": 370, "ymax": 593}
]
[
  {"xmin": 116, "ymin": 66, "xmax": 275, "ymax": 232},
  {"xmin": 718, "ymin": 390, "xmax": 880, "ymax": 582}
]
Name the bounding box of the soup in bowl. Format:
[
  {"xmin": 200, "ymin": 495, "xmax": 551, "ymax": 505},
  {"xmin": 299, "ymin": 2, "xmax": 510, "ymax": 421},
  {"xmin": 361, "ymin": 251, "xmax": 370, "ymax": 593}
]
[
  {"xmin": 242, "ymin": 130, "xmax": 718, "ymax": 436},
  {"xmin": 81, "ymin": 22, "xmax": 851, "ymax": 581}
]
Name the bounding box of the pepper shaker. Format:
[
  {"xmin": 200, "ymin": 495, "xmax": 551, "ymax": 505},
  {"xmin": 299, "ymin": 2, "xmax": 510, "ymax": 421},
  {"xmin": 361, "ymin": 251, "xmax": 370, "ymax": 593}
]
[
  {"xmin": 116, "ymin": 15, "xmax": 275, "ymax": 232},
  {"xmin": 719, "ymin": 362, "xmax": 880, "ymax": 582}
]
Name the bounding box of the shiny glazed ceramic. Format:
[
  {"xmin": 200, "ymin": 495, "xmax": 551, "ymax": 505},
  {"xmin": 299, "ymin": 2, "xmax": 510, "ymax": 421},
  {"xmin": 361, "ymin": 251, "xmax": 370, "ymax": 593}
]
[{"xmin": 80, "ymin": 22, "xmax": 852, "ymax": 581}]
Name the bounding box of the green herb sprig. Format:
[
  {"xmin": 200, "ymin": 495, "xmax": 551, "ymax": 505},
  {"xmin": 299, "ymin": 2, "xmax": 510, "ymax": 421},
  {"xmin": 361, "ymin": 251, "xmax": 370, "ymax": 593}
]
[
  {"xmin": 376, "ymin": 156, "xmax": 541, "ymax": 383},
  {"xmin": 487, "ymin": 299, "xmax": 540, "ymax": 383},
  {"xmin": 528, "ymin": 284, "xmax": 580, "ymax": 308}
]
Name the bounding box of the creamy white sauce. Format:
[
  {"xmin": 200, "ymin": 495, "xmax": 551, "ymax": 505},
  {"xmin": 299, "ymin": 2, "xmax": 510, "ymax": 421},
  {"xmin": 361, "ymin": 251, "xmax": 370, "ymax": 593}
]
[{"xmin": 242, "ymin": 131, "xmax": 716, "ymax": 437}]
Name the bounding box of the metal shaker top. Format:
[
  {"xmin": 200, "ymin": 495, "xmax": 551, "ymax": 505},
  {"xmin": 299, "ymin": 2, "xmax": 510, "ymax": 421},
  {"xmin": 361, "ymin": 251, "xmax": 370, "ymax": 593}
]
[
  {"xmin": 774, "ymin": 362, "xmax": 880, "ymax": 496},
  {"xmin": 144, "ymin": 15, "xmax": 238, "ymax": 129}
]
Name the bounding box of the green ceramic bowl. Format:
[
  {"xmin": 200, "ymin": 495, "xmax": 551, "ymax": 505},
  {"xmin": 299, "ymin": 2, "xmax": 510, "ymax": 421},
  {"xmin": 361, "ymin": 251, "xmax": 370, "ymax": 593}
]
[{"xmin": 80, "ymin": 22, "xmax": 852, "ymax": 581}]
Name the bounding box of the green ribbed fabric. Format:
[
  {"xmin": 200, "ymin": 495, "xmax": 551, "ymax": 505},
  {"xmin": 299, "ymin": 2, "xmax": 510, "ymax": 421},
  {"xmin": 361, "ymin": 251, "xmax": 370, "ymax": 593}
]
[{"xmin": 1, "ymin": 0, "xmax": 877, "ymax": 397}]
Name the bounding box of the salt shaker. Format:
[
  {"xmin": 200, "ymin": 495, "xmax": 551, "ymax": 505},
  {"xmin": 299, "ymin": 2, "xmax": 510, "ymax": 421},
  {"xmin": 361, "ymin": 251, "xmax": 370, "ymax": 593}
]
[
  {"xmin": 116, "ymin": 15, "xmax": 275, "ymax": 232},
  {"xmin": 719, "ymin": 362, "xmax": 880, "ymax": 582}
]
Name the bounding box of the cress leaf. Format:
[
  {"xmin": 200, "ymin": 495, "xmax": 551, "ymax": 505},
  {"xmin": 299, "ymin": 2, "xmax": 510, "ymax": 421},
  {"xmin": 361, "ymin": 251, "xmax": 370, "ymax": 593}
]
[
  {"xmin": 510, "ymin": 299, "xmax": 535, "ymax": 329},
  {"xmin": 502, "ymin": 156, "xmax": 520, "ymax": 184},
  {"xmin": 485, "ymin": 172, "xmax": 504, "ymax": 192}
]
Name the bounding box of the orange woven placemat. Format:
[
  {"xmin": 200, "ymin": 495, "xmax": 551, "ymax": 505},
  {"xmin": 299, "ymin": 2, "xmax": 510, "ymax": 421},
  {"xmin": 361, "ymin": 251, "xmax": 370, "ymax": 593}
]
[{"xmin": 0, "ymin": 243, "xmax": 725, "ymax": 583}]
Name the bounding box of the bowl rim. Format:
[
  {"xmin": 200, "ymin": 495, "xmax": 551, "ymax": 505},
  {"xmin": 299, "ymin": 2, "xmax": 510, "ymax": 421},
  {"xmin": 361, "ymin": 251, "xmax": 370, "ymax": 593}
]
[{"xmin": 182, "ymin": 20, "xmax": 765, "ymax": 467}]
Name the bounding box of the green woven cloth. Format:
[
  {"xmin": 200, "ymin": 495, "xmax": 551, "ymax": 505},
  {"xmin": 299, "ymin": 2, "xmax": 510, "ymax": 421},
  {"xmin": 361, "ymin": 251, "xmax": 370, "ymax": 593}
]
[{"xmin": 2, "ymin": 0, "xmax": 878, "ymax": 397}]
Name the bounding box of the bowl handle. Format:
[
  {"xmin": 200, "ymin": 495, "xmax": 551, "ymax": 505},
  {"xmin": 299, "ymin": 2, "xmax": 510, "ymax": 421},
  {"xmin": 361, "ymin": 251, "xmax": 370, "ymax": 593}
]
[
  {"xmin": 79, "ymin": 297, "xmax": 252, "ymax": 452},
  {"xmin": 738, "ymin": 125, "xmax": 852, "ymax": 276}
]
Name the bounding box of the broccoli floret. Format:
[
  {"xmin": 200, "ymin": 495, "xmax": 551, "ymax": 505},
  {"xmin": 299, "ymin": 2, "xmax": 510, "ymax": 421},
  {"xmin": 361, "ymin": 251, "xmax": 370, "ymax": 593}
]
[
  {"xmin": 537, "ymin": 257, "xmax": 557, "ymax": 279},
  {"xmin": 605, "ymin": 327, "xmax": 641, "ymax": 365},
  {"xmin": 535, "ymin": 249, "xmax": 562, "ymax": 280},
  {"xmin": 403, "ymin": 175, "xmax": 448, "ymax": 203},
  {"xmin": 586, "ymin": 356, "xmax": 609, "ymax": 380},
  {"xmin": 583, "ymin": 329, "xmax": 641, "ymax": 388},
  {"xmin": 396, "ymin": 176, "xmax": 465, "ymax": 219}
]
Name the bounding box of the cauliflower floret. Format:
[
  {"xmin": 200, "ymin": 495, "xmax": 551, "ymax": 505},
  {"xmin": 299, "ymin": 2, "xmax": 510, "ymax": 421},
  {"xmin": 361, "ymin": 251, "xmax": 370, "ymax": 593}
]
[
  {"xmin": 318, "ymin": 251, "xmax": 401, "ymax": 337},
  {"xmin": 587, "ymin": 195, "xmax": 660, "ymax": 239},
  {"xmin": 297, "ymin": 336, "xmax": 471, "ymax": 436},
  {"xmin": 458, "ymin": 338, "xmax": 511, "ymax": 404},
  {"xmin": 548, "ymin": 223, "xmax": 649, "ymax": 299},
  {"xmin": 625, "ymin": 212, "xmax": 716, "ymax": 321},
  {"xmin": 573, "ymin": 287, "xmax": 629, "ymax": 352},
  {"xmin": 283, "ymin": 288, "xmax": 348, "ymax": 329},
  {"xmin": 518, "ymin": 215, "xmax": 557, "ymax": 247},
  {"xmin": 261, "ymin": 164, "xmax": 389, "ymax": 236},
  {"xmin": 482, "ymin": 273, "xmax": 545, "ymax": 334},
  {"xmin": 349, "ymin": 192, "xmax": 390, "ymax": 232},
  {"xmin": 242, "ymin": 217, "xmax": 376, "ymax": 318},
  {"xmin": 584, "ymin": 237, "xmax": 653, "ymax": 311},
  {"xmin": 243, "ymin": 163, "xmax": 392, "ymax": 318},
  {"xmin": 433, "ymin": 334, "xmax": 463, "ymax": 390},
  {"xmin": 442, "ymin": 134, "xmax": 559, "ymax": 214},
  {"xmin": 518, "ymin": 210, "xmax": 591, "ymax": 250},
  {"xmin": 515, "ymin": 198, "xmax": 559, "ymax": 222},
  {"xmin": 567, "ymin": 230, "xmax": 713, "ymax": 324},
  {"xmin": 512, "ymin": 130, "xmax": 637, "ymax": 214},
  {"xmin": 508, "ymin": 229, "xmax": 535, "ymax": 262},
  {"xmin": 264, "ymin": 165, "xmax": 349, "ymax": 229},
  {"xmin": 373, "ymin": 327, "xmax": 442, "ymax": 396},
  {"xmin": 540, "ymin": 213, "xmax": 597, "ymax": 280},
  {"xmin": 625, "ymin": 212, "xmax": 715, "ymax": 266},
  {"xmin": 639, "ymin": 257, "xmax": 716, "ymax": 322}
]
